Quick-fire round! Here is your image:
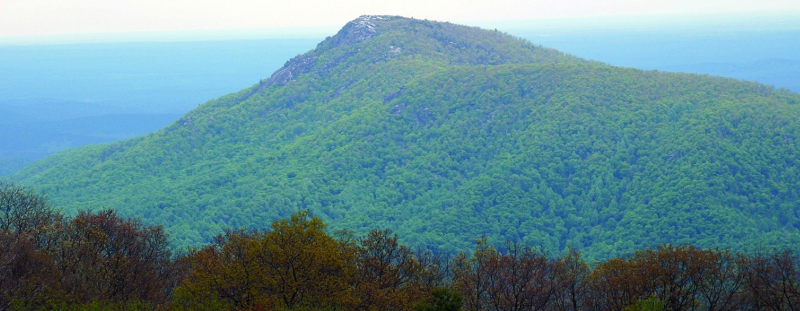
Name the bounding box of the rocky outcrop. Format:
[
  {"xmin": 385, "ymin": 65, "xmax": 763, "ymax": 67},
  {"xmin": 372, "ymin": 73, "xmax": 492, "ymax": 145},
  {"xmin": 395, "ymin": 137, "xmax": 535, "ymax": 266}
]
[
  {"xmin": 258, "ymin": 15, "xmax": 398, "ymax": 92},
  {"xmin": 324, "ymin": 15, "xmax": 394, "ymax": 48},
  {"xmin": 384, "ymin": 85, "xmax": 406, "ymax": 103},
  {"xmin": 259, "ymin": 54, "xmax": 318, "ymax": 91}
]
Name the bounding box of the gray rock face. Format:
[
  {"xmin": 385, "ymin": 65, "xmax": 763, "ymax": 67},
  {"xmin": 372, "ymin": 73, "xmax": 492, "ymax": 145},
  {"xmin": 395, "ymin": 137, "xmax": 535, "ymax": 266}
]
[
  {"xmin": 326, "ymin": 15, "xmax": 384, "ymax": 48},
  {"xmin": 260, "ymin": 54, "xmax": 318, "ymax": 90},
  {"xmin": 259, "ymin": 15, "xmax": 399, "ymax": 91}
]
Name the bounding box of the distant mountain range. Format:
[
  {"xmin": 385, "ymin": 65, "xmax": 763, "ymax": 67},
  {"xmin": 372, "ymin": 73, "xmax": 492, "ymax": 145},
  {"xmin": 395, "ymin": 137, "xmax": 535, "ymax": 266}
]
[{"xmin": 9, "ymin": 16, "xmax": 800, "ymax": 260}]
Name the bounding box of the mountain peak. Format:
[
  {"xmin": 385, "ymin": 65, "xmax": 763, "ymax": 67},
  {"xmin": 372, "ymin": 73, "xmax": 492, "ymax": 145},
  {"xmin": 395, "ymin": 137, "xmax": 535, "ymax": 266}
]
[
  {"xmin": 258, "ymin": 16, "xmax": 572, "ymax": 92},
  {"xmin": 258, "ymin": 15, "xmax": 401, "ymax": 90},
  {"xmin": 327, "ymin": 15, "xmax": 398, "ymax": 48}
]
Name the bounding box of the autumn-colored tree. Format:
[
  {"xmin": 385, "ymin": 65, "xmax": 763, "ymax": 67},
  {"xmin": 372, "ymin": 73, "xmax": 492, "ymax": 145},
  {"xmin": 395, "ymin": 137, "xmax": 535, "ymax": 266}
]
[
  {"xmin": 174, "ymin": 210, "xmax": 357, "ymax": 310},
  {"xmin": 743, "ymin": 249, "xmax": 800, "ymax": 310},
  {"xmin": 256, "ymin": 211, "xmax": 356, "ymax": 308},
  {"xmin": 172, "ymin": 229, "xmax": 260, "ymax": 310},
  {"xmin": 588, "ymin": 244, "xmax": 750, "ymax": 311},
  {"xmin": 587, "ymin": 257, "xmax": 645, "ymax": 310},
  {"xmin": 56, "ymin": 210, "xmax": 174, "ymax": 305},
  {"xmin": 637, "ymin": 245, "xmax": 706, "ymax": 310},
  {"xmin": 552, "ymin": 246, "xmax": 590, "ymax": 311},
  {"xmin": 7, "ymin": 182, "xmax": 800, "ymax": 311},
  {"xmin": 493, "ymin": 242, "xmax": 557, "ymax": 311},
  {"xmin": 636, "ymin": 245, "xmax": 751, "ymax": 311},
  {"xmin": 0, "ymin": 182, "xmax": 61, "ymax": 249},
  {"xmin": 416, "ymin": 249, "xmax": 456, "ymax": 291},
  {"xmin": 0, "ymin": 234, "xmax": 64, "ymax": 310},
  {"xmin": 694, "ymin": 250, "xmax": 747, "ymax": 311},
  {"xmin": 455, "ymin": 239, "xmax": 557, "ymax": 311},
  {"xmin": 354, "ymin": 228, "xmax": 425, "ymax": 310},
  {"xmin": 0, "ymin": 182, "xmax": 65, "ymax": 310},
  {"xmin": 452, "ymin": 240, "xmax": 491, "ymax": 310}
]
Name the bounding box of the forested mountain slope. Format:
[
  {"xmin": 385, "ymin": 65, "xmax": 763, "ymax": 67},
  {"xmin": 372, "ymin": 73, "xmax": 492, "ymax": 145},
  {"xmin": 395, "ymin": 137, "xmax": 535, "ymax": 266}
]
[{"xmin": 11, "ymin": 16, "xmax": 800, "ymax": 260}]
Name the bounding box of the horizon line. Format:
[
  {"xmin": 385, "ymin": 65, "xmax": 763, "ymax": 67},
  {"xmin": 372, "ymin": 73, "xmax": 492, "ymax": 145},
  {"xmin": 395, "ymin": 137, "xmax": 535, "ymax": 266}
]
[{"xmin": 2, "ymin": 12, "xmax": 798, "ymax": 46}]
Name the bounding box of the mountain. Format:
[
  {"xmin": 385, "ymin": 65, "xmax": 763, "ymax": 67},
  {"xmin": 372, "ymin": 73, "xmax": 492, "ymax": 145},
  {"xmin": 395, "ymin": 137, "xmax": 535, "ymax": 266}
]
[{"xmin": 9, "ymin": 16, "xmax": 800, "ymax": 260}]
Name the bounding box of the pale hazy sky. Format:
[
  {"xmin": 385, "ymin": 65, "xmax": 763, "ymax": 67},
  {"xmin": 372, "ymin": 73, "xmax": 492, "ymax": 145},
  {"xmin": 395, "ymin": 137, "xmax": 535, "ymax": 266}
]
[{"xmin": 2, "ymin": 0, "xmax": 799, "ymax": 40}]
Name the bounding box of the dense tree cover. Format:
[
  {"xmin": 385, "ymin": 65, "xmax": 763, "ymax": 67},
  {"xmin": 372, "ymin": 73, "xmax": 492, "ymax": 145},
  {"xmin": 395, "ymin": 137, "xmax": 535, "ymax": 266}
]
[
  {"xmin": 0, "ymin": 182, "xmax": 175, "ymax": 310},
  {"xmin": 3, "ymin": 183, "xmax": 800, "ymax": 310},
  {"xmin": 8, "ymin": 16, "xmax": 800, "ymax": 260}
]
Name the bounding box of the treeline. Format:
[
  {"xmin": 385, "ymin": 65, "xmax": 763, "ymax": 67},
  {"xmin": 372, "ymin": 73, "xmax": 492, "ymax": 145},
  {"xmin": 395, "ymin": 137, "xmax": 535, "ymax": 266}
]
[
  {"xmin": 0, "ymin": 183, "xmax": 174, "ymax": 310},
  {"xmin": 3, "ymin": 182, "xmax": 800, "ymax": 310}
]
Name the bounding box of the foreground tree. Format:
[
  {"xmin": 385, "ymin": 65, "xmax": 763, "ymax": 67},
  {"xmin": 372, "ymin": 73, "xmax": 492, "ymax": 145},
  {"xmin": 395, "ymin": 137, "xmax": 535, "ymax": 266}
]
[
  {"xmin": 354, "ymin": 229, "xmax": 425, "ymax": 310},
  {"xmin": 744, "ymin": 249, "xmax": 800, "ymax": 309},
  {"xmin": 455, "ymin": 239, "xmax": 557, "ymax": 311},
  {"xmin": 0, "ymin": 182, "xmax": 61, "ymax": 248},
  {"xmin": 587, "ymin": 244, "xmax": 752, "ymax": 311},
  {"xmin": 0, "ymin": 183, "xmax": 174, "ymax": 309},
  {"xmin": 174, "ymin": 210, "xmax": 357, "ymax": 310},
  {"xmin": 56, "ymin": 210, "xmax": 174, "ymax": 305},
  {"xmin": 8, "ymin": 181, "xmax": 800, "ymax": 310},
  {"xmin": 0, "ymin": 182, "xmax": 65, "ymax": 310},
  {"xmin": 552, "ymin": 246, "xmax": 591, "ymax": 311},
  {"xmin": 0, "ymin": 234, "xmax": 64, "ymax": 310}
]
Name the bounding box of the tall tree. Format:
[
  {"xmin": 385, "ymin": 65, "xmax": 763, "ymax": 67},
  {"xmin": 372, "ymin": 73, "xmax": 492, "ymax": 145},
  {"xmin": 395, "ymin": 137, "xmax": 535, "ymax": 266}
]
[
  {"xmin": 56, "ymin": 210, "xmax": 174, "ymax": 305},
  {"xmin": 354, "ymin": 229, "xmax": 424, "ymax": 310},
  {"xmin": 0, "ymin": 182, "xmax": 64, "ymax": 310},
  {"xmin": 174, "ymin": 210, "xmax": 356, "ymax": 310}
]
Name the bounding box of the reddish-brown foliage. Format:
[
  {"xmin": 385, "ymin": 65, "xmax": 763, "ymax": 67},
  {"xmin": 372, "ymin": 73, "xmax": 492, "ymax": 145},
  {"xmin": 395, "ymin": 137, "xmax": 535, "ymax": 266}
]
[
  {"xmin": 455, "ymin": 239, "xmax": 557, "ymax": 311},
  {"xmin": 3, "ymin": 183, "xmax": 800, "ymax": 311}
]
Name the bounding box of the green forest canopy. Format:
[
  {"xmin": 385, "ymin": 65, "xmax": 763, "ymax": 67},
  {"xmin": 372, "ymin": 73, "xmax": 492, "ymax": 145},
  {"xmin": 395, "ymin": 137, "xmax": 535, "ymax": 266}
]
[{"xmin": 9, "ymin": 16, "xmax": 800, "ymax": 261}]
